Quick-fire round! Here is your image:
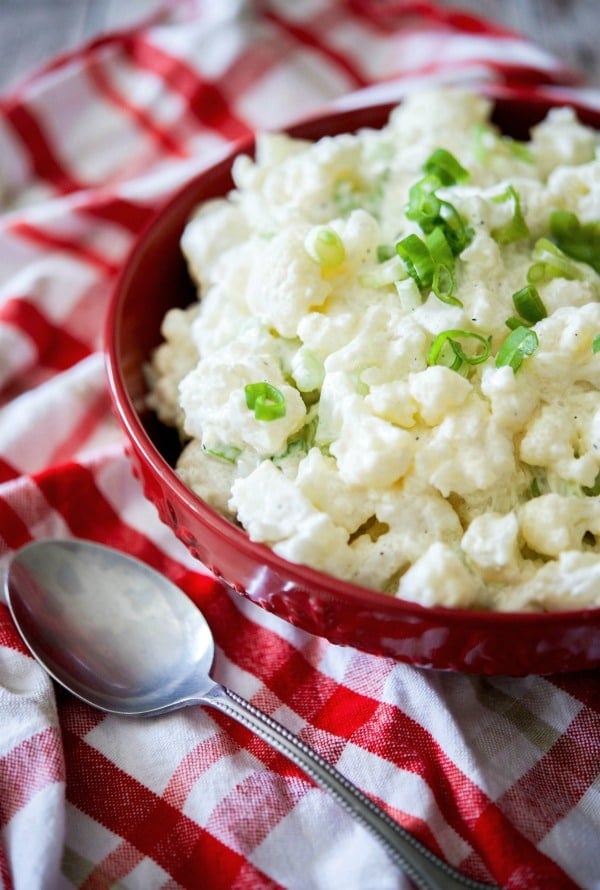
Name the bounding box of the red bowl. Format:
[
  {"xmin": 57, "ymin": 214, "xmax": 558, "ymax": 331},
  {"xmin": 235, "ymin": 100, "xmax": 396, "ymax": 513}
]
[{"xmin": 105, "ymin": 87, "xmax": 600, "ymax": 675}]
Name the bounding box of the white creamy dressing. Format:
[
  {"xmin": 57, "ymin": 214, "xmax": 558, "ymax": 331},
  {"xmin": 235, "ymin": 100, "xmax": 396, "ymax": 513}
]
[{"xmin": 147, "ymin": 89, "xmax": 600, "ymax": 611}]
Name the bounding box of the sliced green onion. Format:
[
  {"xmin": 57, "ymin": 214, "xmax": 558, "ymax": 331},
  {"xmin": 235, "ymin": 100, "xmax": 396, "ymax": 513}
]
[
  {"xmin": 203, "ymin": 443, "xmax": 241, "ymax": 463},
  {"xmin": 405, "ymin": 173, "xmax": 471, "ymax": 256},
  {"xmin": 428, "ymin": 226, "xmax": 461, "ymax": 306},
  {"xmin": 495, "ymin": 326, "xmax": 538, "ymax": 371},
  {"xmin": 359, "ymin": 255, "xmax": 407, "ymax": 289},
  {"xmin": 528, "ymin": 237, "xmax": 584, "ymax": 283},
  {"xmin": 491, "ymin": 185, "xmax": 530, "ymax": 245},
  {"xmin": 394, "ymin": 278, "xmax": 422, "ymax": 311},
  {"xmin": 438, "ymin": 200, "xmax": 473, "ymax": 254},
  {"xmin": 396, "ymin": 234, "xmax": 434, "ymax": 289},
  {"xmin": 550, "ymin": 210, "xmax": 600, "ymax": 274},
  {"xmin": 512, "ymin": 284, "xmax": 547, "ymax": 324},
  {"xmin": 505, "ymin": 315, "xmax": 528, "ymax": 330},
  {"xmin": 426, "ymin": 225, "xmax": 454, "ymax": 269},
  {"xmin": 396, "ymin": 228, "xmax": 463, "ymax": 305},
  {"xmin": 406, "ymin": 177, "xmax": 442, "ymax": 232},
  {"xmin": 244, "ymin": 382, "xmax": 286, "ymax": 421},
  {"xmin": 423, "ymin": 148, "xmax": 469, "ymax": 186},
  {"xmin": 432, "ymin": 263, "xmax": 457, "ymax": 305},
  {"xmin": 592, "ymin": 335, "xmax": 600, "ymax": 354},
  {"xmin": 305, "ymin": 225, "xmax": 346, "ymax": 269},
  {"xmin": 428, "ymin": 329, "xmax": 491, "ymax": 372}
]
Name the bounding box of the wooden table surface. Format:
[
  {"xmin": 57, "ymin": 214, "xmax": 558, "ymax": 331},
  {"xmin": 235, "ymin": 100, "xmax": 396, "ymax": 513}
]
[{"xmin": 0, "ymin": 0, "xmax": 598, "ymax": 92}]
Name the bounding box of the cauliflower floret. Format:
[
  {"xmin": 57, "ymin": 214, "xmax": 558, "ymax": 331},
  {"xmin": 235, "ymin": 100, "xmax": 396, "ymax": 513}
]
[
  {"xmin": 181, "ymin": 199, "xmax": 250, "ymax": 288},
  {"xmin": 480, "ymin": 364, "xmax": 539, "ymax": 433},
  {"xmin": 530, "ymin": 107, "xmax": 597, "ymax": 179},
  {"xmin": 331, "ymin": 406, "xmax": 416, "ymax": 488},
  {"xmin": 546, "ymin": 159, "xmax": 600, "ymax": 222},
  {"xmin": 387, "ymin": 89, "xmax": 491, "ymax": 170},
  {"xmin": 519, "ymin": 492, "xmax": 600, "ymax": 557},
  {"xmin": 297, "ymin": 307, "xmax": 362, "ymax": 359},
  {"xmin": 330, "ymin": 209, "xmax": 380, "ymax": 273},
  {"xmin": 233, "ymin": 133, "xmax": 311, "ymax": 192},
  {"xmin": 179, "ymin": 325, "xmax": 306, "ymax": 455},
  {"xmin": 365, "ymin": 380, "xmax": 417, "ymax": 428},
  {"xmin": 189, "ymin": 245, "xmax": 256, "ymax": 355},
  {"xmin": 230, "ymin": 460, "xmax": 356, "ymax": 579},
  {"xmin": 231, "ymin": 460, "xmax": 315, "ymax": 542},
  {"xmin": 325, "ymin": 303, "xmax": 428, "ymax": 382},
  {"xmin": 295, "ymin": 448, "xmax": 375, "ymax": 532},
  {"xmin": 504, "ymin": 551, "xmax": 600, "ymax": 611},
  {"xmin": 245, "ymin": 225, "xmax": 332, "ymax": 337},
  {"xmin": 523, "ymin": 304, "xmax": 600, "ymax": 393},
  {"xmin": 519, "ymin": 392, "xmax": 600, "ymax": 488},
  {"xmin": 461, "ymin": 511, "xmax": 522, "ymax": 584},
  {"xmin": 177, "ymin": 440, "xmax": 240, "ymax": 519},
  {"xmin": 347, "ymin": 480, "xmax": 464, "ymax": 590},
  {"xmin": 396, "ymin": 542, "xmax": 481, "ymax": 608},
  {"xmin": 237, "ymin": 132, "xmax": 364, "ymax": 223},
  {"xmin": 537, "ymin": 276, "xmax": 599, "ymax": 315},
  {"xmin": 408, "ymin": 366, "xmax": 472, "ymax": 426},
  {"xmin": 415, "ymin": 394, "xmax": 515, "ymax": 498},
  {"xmin": 146, "ymin": 305, "xmax": 200, "ymax": 428}
]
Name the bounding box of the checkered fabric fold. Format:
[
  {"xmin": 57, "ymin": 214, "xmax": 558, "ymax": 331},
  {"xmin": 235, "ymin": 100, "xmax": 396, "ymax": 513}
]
[{"xmin": 0, "ymin": 2, "xmax": 599, "ymax": 888}]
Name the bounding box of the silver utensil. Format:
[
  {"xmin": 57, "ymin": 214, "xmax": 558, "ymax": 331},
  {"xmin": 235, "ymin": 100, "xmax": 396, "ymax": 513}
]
[{"xmin": 5, "ymin": 539, "xmax": 497, "ymax": 890}]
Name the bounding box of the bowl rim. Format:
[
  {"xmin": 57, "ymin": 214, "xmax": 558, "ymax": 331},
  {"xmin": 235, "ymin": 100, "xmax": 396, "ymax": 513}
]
[{"xmin": 105, "ymin": 86, "xmax": 600, "ymax": 631}]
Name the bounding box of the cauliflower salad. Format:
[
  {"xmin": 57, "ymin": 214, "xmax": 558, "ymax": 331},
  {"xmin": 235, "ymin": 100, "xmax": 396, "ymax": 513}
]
[{"xmin": 147, "ymin": 89, "xmax": 600, "ymax": 612}]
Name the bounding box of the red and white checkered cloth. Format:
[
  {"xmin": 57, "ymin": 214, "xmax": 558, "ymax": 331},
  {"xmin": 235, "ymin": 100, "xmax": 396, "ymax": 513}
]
[{"xmin": 1, "ymin": 2, "xmax": 599, "ymax": 888}]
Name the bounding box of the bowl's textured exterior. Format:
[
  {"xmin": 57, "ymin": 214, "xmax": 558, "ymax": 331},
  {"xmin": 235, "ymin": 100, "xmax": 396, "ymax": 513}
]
[{"xmin": 106, "ymin": 89, "xmax": 600, "ymax": 675}]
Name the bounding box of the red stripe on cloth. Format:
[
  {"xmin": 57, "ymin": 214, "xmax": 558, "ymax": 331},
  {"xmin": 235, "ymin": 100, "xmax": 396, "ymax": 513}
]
[
  {"xmin": 32, "ymin": 460, "xmax": 219, "ymax": 605},
  {"xmin": 122, "ymin": 37, "xmax": 253, "ymax": 141},
  {"xmin": 9, "ymin": 222, "xmax": 121, "ymax": 278},
  {"xmin": 80, "ymin": 196, "xmax": 157, "ymax": 235},
  {"xmin": 62, "ymin": 729, "xmax": 282, "ymax": 889},
  {"xmin": 259, "ymin": 6, "xmax": 369, "ymax": 89},
  {"xmin": 0, "ymin": 456, "xmax": 21, "ymax": 484},
  {"xmin": 0, "ymin": 495, "xmax": 33, "ymax": 551},
  {"xmin": 552, "ymin": 673, "xmax": 600, "ymax": 711},
  {"xmin": 467, "ymin": 805, "xmax": 579, "ymax": 890},
  {"xmin": 34, "ymin": 460, "xmax": 169, "ymax": 562},
  {"xmin": 0, "ymin": 605, "xmax": 29, "ymax": 654},
  {"xmin": 0, "ymin": 102, "xmax": 83, "ymax": 194},
  {"xmin": 85, "ymin": 55, "xmax": 189, "ymax": 159},
  {"xmin": 1, "ymin": 298, "xmax": 91, "ymax": 372},
  {"xmin": 0, "ymin": 727, "xmax": 65, "ymax": 827}
]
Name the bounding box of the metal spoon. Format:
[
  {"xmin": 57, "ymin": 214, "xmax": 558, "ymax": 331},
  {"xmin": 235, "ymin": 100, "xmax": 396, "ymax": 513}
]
[{"xmin": 5, "ymin": 539, "xmax": 497, "ymax": 890}]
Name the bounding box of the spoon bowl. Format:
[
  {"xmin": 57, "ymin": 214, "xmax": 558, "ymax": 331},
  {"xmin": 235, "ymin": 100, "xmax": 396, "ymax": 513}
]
[
  {"xmin": 6, "ymin": 539, "xmax": 215, "ymax": 714},
  {"xmin": 5, "ymin": 538, "xmax": 497, "ymax": 890}
]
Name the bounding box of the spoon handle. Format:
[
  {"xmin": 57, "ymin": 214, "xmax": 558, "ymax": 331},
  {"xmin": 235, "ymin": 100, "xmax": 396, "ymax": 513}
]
[{"xmin": 201, "ymin": 683, "xmax": 496, "ymax": 890}]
